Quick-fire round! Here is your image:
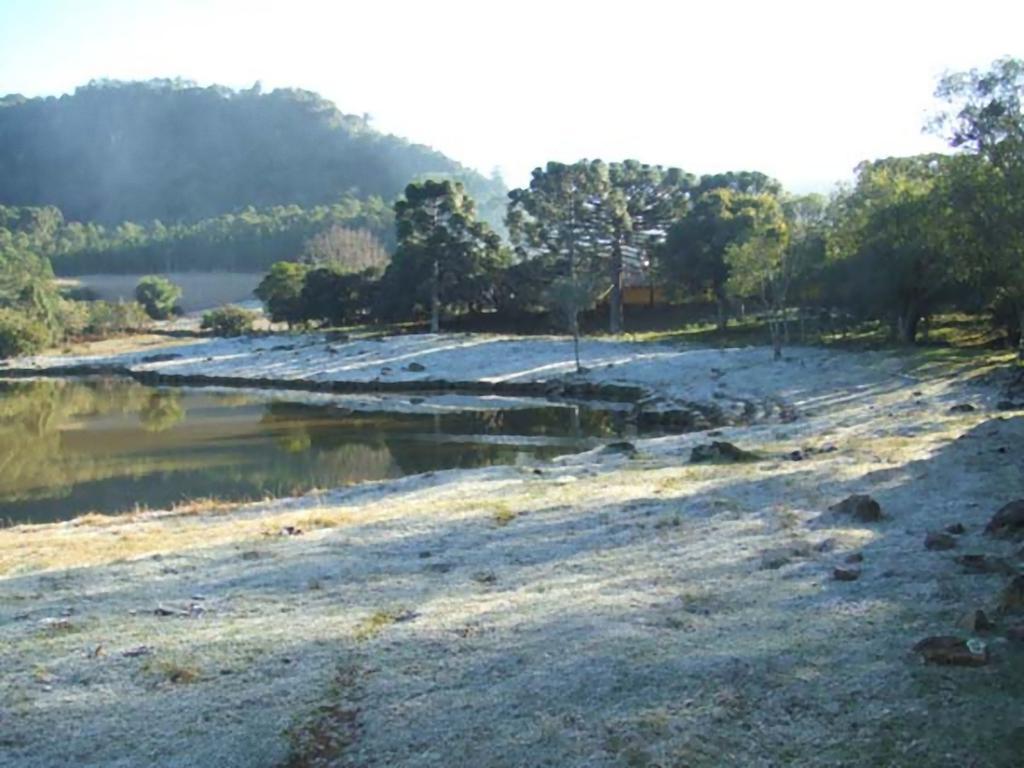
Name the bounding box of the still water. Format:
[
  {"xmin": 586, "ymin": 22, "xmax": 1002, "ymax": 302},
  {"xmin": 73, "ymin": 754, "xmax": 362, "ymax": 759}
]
[{"xmin": 0, "ymin": 378, "xmax": 644, "ymax": 524}]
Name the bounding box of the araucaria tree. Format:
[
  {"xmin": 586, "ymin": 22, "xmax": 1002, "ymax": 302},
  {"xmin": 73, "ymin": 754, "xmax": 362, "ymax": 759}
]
[
  {"xmin": 382, "ymin": 180, "xmax": 505, "ymax": 332},
  {"xmin": 507, "ymin": 161, "xmax": 610, "ymax": 369}
]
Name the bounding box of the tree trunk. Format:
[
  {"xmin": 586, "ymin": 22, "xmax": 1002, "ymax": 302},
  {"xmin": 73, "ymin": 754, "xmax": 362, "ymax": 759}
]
[
  {"xmin": 715, "ymin": 290, "xmax": 729, "ymax": 332},
  {"xmin": 609, "ymin": 240, "xmax": 624, "ymax": 335},
  {"xmin": 896, "ymin": 306, "xmax": 919, "ymax": 345},
  {"xmin": 572, "ymin": 315, "xmax": 582, "ymax": 373},
  {"xmin": 1018, "ymin": 306, "xmax": 1024, "ymax": 363},
  {"xmin": 430, "ymin": 258, "xmax": 440, "ymax": 334}
]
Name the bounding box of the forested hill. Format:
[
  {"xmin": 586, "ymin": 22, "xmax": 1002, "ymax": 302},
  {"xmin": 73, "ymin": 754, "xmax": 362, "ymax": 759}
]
[{"xmin": 0, "ymin": 79, "xmax": 505, "ymax": 226}]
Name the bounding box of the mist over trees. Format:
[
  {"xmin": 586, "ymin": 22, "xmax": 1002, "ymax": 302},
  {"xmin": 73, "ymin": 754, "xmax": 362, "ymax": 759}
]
[{"xmin": 0, "ymin": 79, "xmax": 506, "ymax": 227}]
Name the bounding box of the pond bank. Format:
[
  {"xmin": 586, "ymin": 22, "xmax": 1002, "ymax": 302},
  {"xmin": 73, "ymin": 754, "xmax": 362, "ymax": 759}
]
[{"xmin": 1, "ymin": 335, "xmax": 1022, "ymax": 767}]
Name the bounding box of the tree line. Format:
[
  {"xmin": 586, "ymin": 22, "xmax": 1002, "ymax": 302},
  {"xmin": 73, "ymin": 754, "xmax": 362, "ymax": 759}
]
[
  {"xmin": 253, "ymin": 58, "xmax": 1024, "ymax": 361},
  {"xmin": 1, "ymin": 58, "xmax": 1022, "ymax": 361}
]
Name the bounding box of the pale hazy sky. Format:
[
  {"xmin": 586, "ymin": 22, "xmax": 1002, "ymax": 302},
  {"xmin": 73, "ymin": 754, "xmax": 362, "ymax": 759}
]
[{"xmin": 1, "ymin": 0, "xmax": 1021, "ymax": 191}]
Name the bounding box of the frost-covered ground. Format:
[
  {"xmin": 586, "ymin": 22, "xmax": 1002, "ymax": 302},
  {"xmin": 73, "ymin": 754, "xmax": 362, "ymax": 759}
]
[{"xmin": 1, "ymin": 334, "xmax": 1023, "ymax": 767}]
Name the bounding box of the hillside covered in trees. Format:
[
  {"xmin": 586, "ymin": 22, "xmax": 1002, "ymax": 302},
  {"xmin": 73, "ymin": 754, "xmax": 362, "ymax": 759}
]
[{"xmin": 0, "ymin": 79, "xmax": 506, "ymax": 227}]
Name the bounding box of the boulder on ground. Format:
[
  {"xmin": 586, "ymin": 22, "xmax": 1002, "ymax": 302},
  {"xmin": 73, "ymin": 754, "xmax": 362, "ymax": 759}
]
[
  {"xmin": 945, "ymin": 522, "xmax": 967, "ymax": 535},
  {"xmin": 689, "ymin": 441, "xmax": 758, "ymax": 464},
  {"xmin": 833, "ymin": 567, "xmax": 861, "ymax": 582},
  {"xmin": 600, "ymin": 441, "xmax": 637, "ymax": 458},
  {"xmin": 1001, "ymin": 575, "xmax": 1024, "ymax": 613},
  {"xmin": 829, "ymin": 494, "xmax": 884, "ymax": 523},
  {"xmin": 405, "ymin": 362, "xmax": 426, "ymax": 372},
  {"xmin": 956, "ymin": 609, "xmax": 995, "ymax": 632},
  {"xmin": 913, "ymin": 636, "xmax": 988, "ymax": 666},
  {"xmin": 956, "ymin": 554, "xmax": 1017, "ymax": 576},
  {"xmin": 948, "ymin": 403, "xmax": 977, "ymax": 413},
  {"xmin": 985, "ymin": 500, "xmax": 1024, "ymax": 540},
  {"xmin": 925, "ymin": 532, "xmax": 958, "ymax": 551},
  {"xmin": 759, "ymin": 543, "xmax": 811, "ymax": 570}
]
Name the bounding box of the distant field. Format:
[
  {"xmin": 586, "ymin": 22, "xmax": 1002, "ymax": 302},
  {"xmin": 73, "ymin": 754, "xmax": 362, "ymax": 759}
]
[{"xmin": 60, "ymin": 272, "xmax": 264, "ymax": 313}]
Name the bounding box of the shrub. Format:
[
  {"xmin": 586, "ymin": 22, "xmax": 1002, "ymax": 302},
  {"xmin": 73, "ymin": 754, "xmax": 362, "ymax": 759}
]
[
  {"xmin": 255, "ymin": 262, "xmax": 309, "ymax": 325},
  {"xmin": 134, "ymin": 275, "xmax": 183, "ymax": 320},
  {"xmin": 0, "ymin": 308, "xmax": 52, "ymax": 358},
  {"xmin": 201, "ymin": 305, "xmax": 258, "ymax": 337}
]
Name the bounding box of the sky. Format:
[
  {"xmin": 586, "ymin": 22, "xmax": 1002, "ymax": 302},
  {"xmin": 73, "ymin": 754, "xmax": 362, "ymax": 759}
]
[{"xmin": 1, "ymin": 0, "xmax": 1022, "ymax": 192}]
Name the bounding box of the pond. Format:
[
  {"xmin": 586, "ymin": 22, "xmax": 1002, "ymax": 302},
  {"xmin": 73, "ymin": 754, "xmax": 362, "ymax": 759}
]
[{"xmin": 0, "ymin": 378, "xmax": 652, "ymax": 525}]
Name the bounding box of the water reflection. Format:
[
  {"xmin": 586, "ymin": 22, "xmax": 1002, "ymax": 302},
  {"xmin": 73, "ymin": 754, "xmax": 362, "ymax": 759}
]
[{"xmin": 0, "ymin": 378, "xmax": 640, "ymax": 524}]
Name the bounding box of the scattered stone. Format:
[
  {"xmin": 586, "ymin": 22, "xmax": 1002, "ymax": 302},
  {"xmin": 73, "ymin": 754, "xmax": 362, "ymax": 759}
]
[
  {"xmin": 690, "ymin": 441, "xmax": 758, "ymax": 464},
  {"xmin": 829, "ymin": 494, "xmax": 884, "ymax": 523},
  {"xmin": 140, "ymin": 353, "xmax": 182, "ymax": 363},
  {"xmin": 240, "ymin": 550, "xmax": 263, "ymax": 561},
  {"xmin": 957, "ymin": 609, "xmax": 995, "ymax": 632},
  {"xmin": 417, "ymin": 550, "xmax": 432, "ymax": 559},
  {"xmin": 154, "ymin": 606, "xmax": 186, "ymax": 617},
  {"xmin": 787, "ymin": 450, "xmax": 804, "ymax": 461},
  {"xmin": 122, "ymin": 645, "xmax": 152, "ymax": 658},
  {"xmin": 956, "ymin": 554, "xmax": 1017, "ymax": 576},
  {"xmin": 833, "ymin": 567, "xmax": 861, "ymax": 582},
  {"xmin": 380, "ymin": 366, "xmax": 393, "ymax": 375},
  {"xmin": 471, "ymin": 570, "xmax": 497, "ymax": 584},
  {"xmin": 845, "ymin": 553, "xmax": 865, "ymax": 564},
  {"xmin": 913, "ymin": 636, "xmax": 989, "ymax": 666},
  {"xmin": 925, "ymin": 532, "xmax": 958, "ymax": 551},
  {"xmin": 945, "ymin": 522, "xmax": 967, "ymax": 535},
  {"xmin": 985, "ymin": 500, "xmax": 1024, "ymax": 540},
  {"xmin": 279, "ymin": 525, "xmax": 303, "ymax": 537},
  {"xmin": 424, "ymin": 562, "xmax": 454, "ymax": 575},
  {"xmin": 814, "ymin": 538, "xmax": 837, "ymax": 553},
  {"xmin": 405, "ymin": 362, "xmax": 426, "ymax": 372},
  {"xmin": 1001, "ymin": 575, "xmax": 1024, "ymax": 613},
  {"xmin": 38, "ymin": 617, "xmax": 73, "ymax": 633},
  {"xmin": 948, "ymin": 403, "xmax": 977, "ymax": 413}
]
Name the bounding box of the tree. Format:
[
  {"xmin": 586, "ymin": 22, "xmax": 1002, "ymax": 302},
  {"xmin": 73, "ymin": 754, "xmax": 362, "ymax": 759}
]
[
  {"xmin": 383, "ymin": 180, "xmax": 505, "ymax": 332},
  {"xmin": 507, "ymin": 160, "xmax": 611, "ymax": 360},
  {"xmin": 255, "ymin": 262, "xmax": 309, "ymax": 326},
  {"xmin": 657, "ymin": 181, "xmax": 777, "ymax": 330},
  {"xmin": 604, "ymin": 162, "xmax": 693, "ymax": 333},
  {"xmin": 300, "ymin": 225, "xmax": 390, "ymax": 273},
  {"xmin": 933, "ymin": 57, "xmax": 1024, "ymax": 357},
  {"xmin": 724, "ymin": 195, "xmax": 790, "ymax": 358},
  {"xmin": 134, "ymin": 275, "xmax": 182, "ymax": 320},
  {"xmin": 826, "ymin": 156, "xmax": 961, "ymax": 344}
]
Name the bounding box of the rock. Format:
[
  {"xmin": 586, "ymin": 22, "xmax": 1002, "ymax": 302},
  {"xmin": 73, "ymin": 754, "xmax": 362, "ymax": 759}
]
[
  {"xmin": 925, "ymin": 532, "xmax": 958, "ymax": 551},
  {"xmin": 1007, "ymin": 625, "xmax": 1024, "ymax": 642},
  {"xmin": 690, "ymin": 441, "xmax": 758, "ymax": 464},
  {"xmin": 815, "ymin": 538, "xmax": 837, "ymax": 553},
  {"xmin": 845, "ymin": 552, "xmax": 865, "ymax": 564},
  {"xmin": 471, "ymin": 570, "xmax": 497, "ymax": 584},
  {"xmin": 913, "ymin": 636, "xmax": 989, "ymax": 666},
  {"xmin": 956, "ymin": 554, "xmax": 1017, "ymax": 576},
  {"xmin": 985, "ymin": 500, "xmax": 1024, "ymax": 540},
  {"xmin": 829, "ymin": 494, "xmax": 884, "ymax": 523},
  {"xmin": 956, "ymin": 609, "xmax": 995, "ymax": 632},
  {"xmin": 945, "ymin": 522, "xmax": 967, "ymax": 535},
  {"xmin": 279, "ymin": 525, "xmax": 303, "ymax": 537},
  {"xmin": 833, "ymin": 567, "xmax": 861, "ymax": 582},
  {"xmin": 406, "ymin": 362, "xmax": 426, "ymax": 372},
  {"xmin": 122, "ymin": 645, "xmax": 152, "ymax": 658},
  {"xmin": 1001, "ymin": 575, "xmax": 1024, "ymax": 612},
  {"xmin": 787, "ymin": 450, "xmax": 804, "ymax": 461},
  {"xmin": 948, "ymin": 403, "xmax": 977, "ymax": 413},
  {"xmin": 760, "ymin": 543, "xmax": 811, "ymax": 570},
  {"xmin": 140, "ymin": 353, "xmax": 182, "ymax": 363},
  {"xmin": 600, "ymin": 441, "xmax": 637, "ymax": 458}
]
